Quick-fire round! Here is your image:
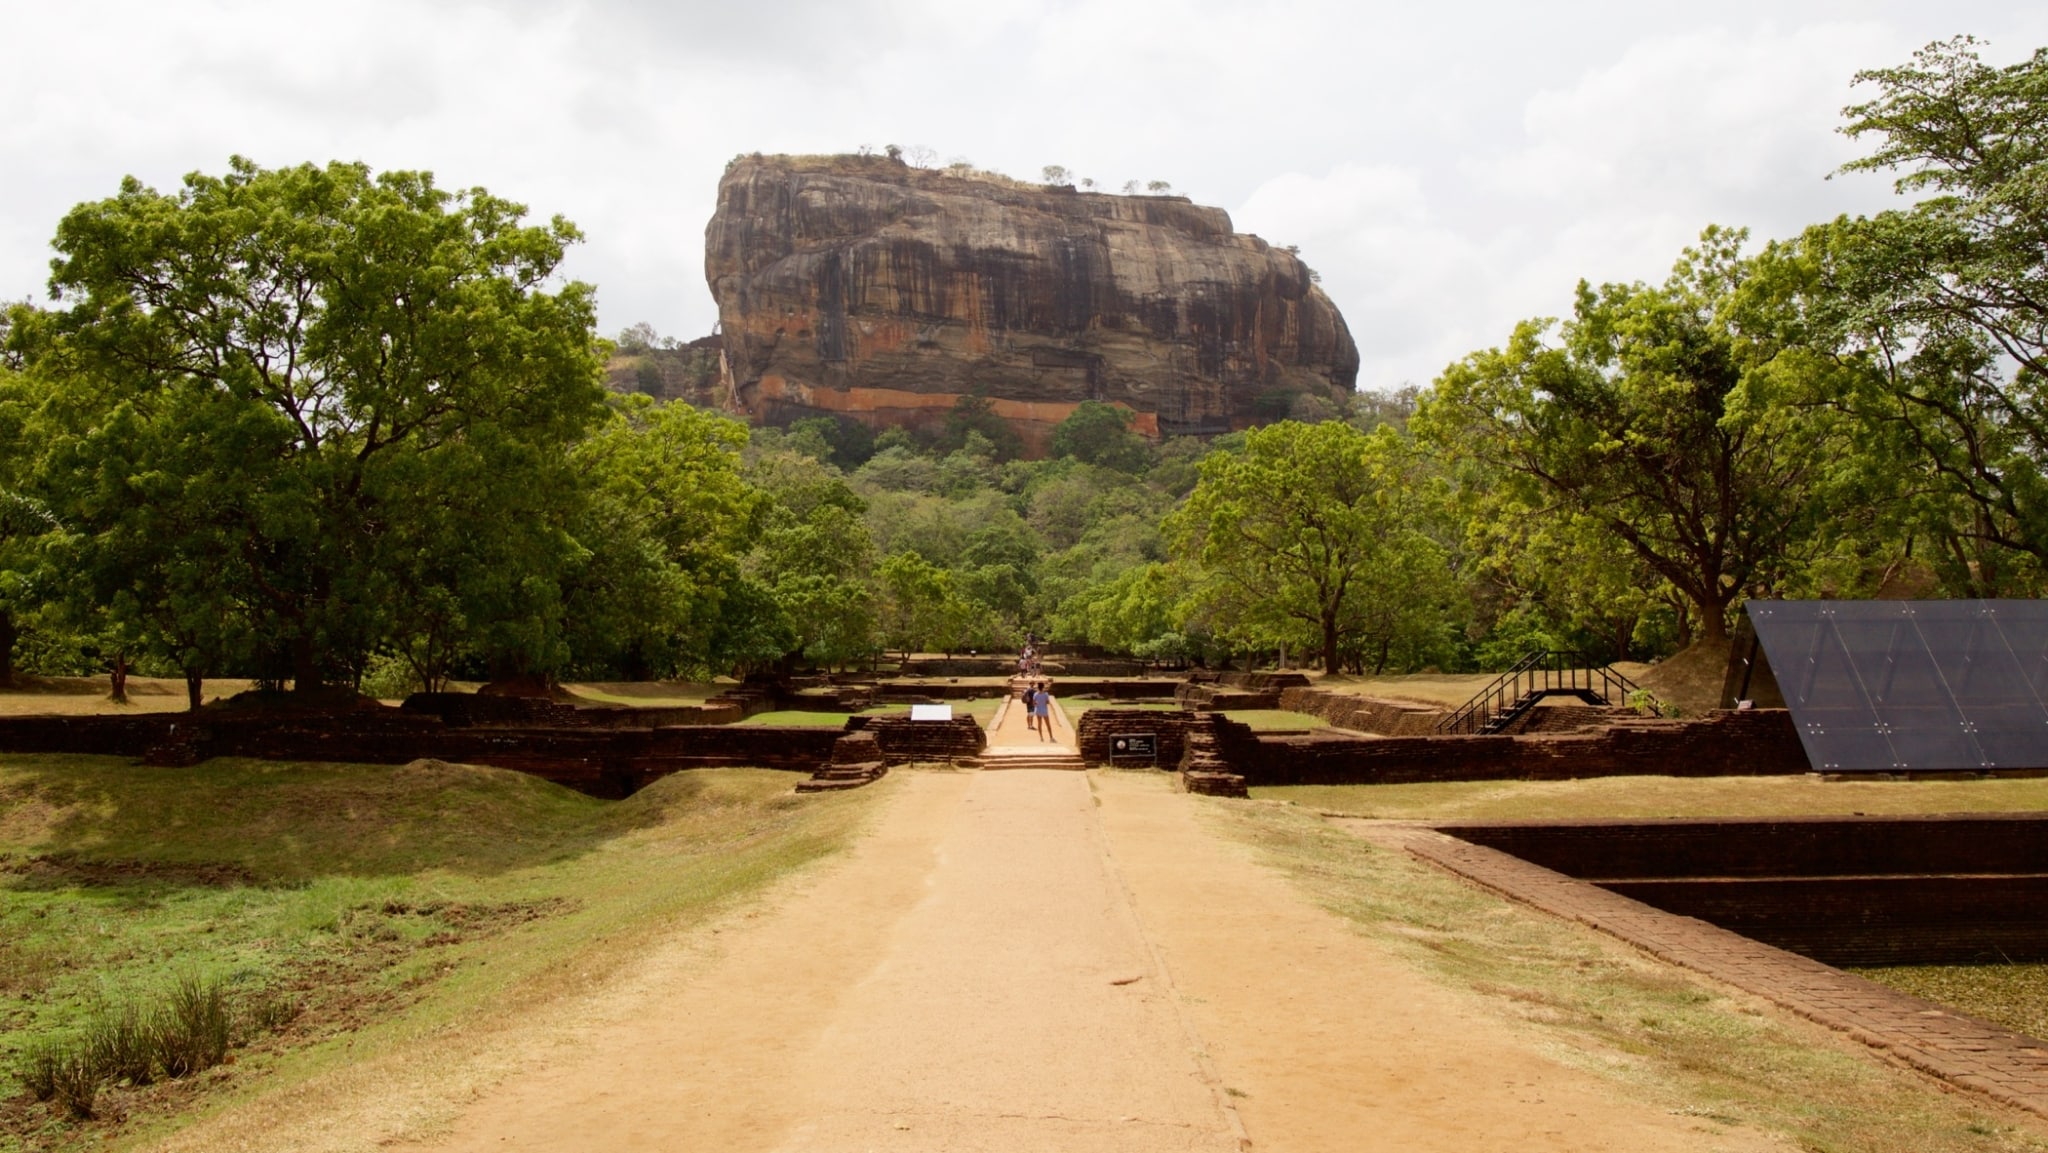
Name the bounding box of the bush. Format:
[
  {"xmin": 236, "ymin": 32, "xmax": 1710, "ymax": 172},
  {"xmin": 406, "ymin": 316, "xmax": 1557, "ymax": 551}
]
[{"xmin": 359, "ymin": 652, "xmax": 423, "ymax": 701}]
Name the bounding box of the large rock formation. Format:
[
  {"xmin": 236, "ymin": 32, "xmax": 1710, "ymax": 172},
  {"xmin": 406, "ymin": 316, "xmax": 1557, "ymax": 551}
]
[{"xmin": 705, "ymin": 154, "xmax": 1357, "ymax": 453}]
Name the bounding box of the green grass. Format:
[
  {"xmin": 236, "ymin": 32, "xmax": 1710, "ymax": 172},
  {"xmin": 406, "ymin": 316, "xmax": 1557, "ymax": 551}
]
[
  {"xmin": 0, "ymin": 754, "xmax": 882, "ymax": 1151},
  {"xmin": 1202, "ymin": 798, "xmax": 2047, "ymax": 1153},
  {"xmin": 1058, "ymin": 700, "xmax": 1181, "ymax": 723},
  {"xmin": 736, "ymin": 698, "xmax": 1008, "ymax": 728},
  {"xmin": 1217, "ymin": 709, "xmax": 1325, "ymax": 731},
  {"xmin": 733, "ymin": 709, "xmax": 859, "ymax": 727},
  {"xmin": 1855, "ymin": 964, "xmax": 2048, "ymax": 1043},
  {"xmin": 1255, "ymin": 774, "xmax": 2048, "ymax": 821}
]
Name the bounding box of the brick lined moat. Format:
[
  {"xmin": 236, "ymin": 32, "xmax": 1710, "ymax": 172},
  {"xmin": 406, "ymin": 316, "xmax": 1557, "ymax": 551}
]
[
  {"xmin": 1353, "ymin": 822, "xmax": 2048, "ymax": 1120},
  {"xmin": 1438, "ymin": 814, "xmax": 2048, "ymax": 965}
]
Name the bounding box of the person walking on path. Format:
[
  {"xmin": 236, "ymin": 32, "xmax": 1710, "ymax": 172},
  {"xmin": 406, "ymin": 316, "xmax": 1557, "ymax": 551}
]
[{"xmin": 1033, "ymin": 682, "xmax": 1054, "ymax": 743}]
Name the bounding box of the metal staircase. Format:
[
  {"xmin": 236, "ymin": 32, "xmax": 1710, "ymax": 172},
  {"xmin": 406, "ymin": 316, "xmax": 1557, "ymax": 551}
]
[{"xmin": 1437, "ymin": 651, "xmax": 1652, "ymax": 735}]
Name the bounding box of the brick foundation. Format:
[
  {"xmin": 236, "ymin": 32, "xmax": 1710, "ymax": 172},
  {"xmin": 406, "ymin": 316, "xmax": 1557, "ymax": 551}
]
[
  {"xmin": 1217, "ymin": 709, "xmax": 1810, "ymax": 785},
  {"xmin": 0, "ymin": 710, "xmax": 842, "ymax": 798}
]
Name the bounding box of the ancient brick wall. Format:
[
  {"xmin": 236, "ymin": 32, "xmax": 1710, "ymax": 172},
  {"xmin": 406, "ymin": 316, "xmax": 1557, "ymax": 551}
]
[
  {"xmin": 850, "ymin": 715, "xmax": 986, "ymax": 763},
  {"xmin": 1210, "ymin": 709, "xmax": 1810, "ymax": 785},
  {"xmin": 0, "ymin": 711, "xmax": 842, "ymax": 798},
  {"xmin": 1073, "ymin": 709, "xmax": 1203, "ymax": 767}
]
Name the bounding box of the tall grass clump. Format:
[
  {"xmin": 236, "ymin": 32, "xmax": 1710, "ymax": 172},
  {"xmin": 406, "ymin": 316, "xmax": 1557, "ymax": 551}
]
[{"xmin": 12, "ymin": 974, "xmax": 293, "ymax": 1120}]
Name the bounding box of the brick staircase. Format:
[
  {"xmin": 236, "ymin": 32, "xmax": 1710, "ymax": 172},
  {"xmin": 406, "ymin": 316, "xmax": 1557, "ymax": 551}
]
[{"xmin": 975, "ymin": 746, "xmax": 1085, "ymax": 771}]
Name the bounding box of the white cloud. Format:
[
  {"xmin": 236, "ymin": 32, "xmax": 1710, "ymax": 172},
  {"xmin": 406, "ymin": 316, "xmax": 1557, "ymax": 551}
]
[{"xmin": 3, "ymin": 0, "xmax": 2046, "ymax": 376}]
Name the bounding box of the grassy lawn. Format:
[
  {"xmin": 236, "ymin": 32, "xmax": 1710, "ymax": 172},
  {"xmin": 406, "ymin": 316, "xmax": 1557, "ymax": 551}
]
[
  {"xmin": 1217, "ymin": 709, "xmax": 1324, "ymax": 731},
  {"xmin": 560, "ymin": 681, "xmax": 724, "ymax": 707},
  {"xmin": 1201, "ymin": 797, "xmax": 2047, "ymax": 1152},
  {"xmin": 0, "ymin": 754, "xmax": 882, "ymax": 1152},
  {"xmin": 1257, "ymin": 774, "xmax": 2048, "ymax": 821},
  {"xmin": 0, "ymin": 681, "xmax": 261, "ymax": 718},
  {"xmin": 1856, "ymin": 965, "xmax": 2048, "ymax": 1043},
  {"xmin": 1057, "ymin": 700, "xmax": 1181, "ymax": 723},
  {"xmin": 737, "ymin": 699, "xmax": 1008, "ymax": 728},
  {"xmin": 732, "ymin": 709, "xmax": 861, "ymax": 727}
]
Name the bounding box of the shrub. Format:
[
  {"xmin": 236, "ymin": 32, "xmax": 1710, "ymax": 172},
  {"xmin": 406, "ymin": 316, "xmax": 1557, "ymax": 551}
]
[{"xmin": 153, "ymin": 973, "xmax": 233, "ymax": 1078}]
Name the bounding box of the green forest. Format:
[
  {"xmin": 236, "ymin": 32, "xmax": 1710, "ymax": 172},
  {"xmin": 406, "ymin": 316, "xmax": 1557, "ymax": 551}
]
[{"xmin": 1, "ymin": 37, "xmax": 2044, "ymax": 700}]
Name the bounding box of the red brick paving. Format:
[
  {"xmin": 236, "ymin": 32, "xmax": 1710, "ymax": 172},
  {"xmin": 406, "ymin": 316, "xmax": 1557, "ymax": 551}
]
[{"xmin": 1341, "ymin": 821, "xmax": 2048, "ymax": 1120}]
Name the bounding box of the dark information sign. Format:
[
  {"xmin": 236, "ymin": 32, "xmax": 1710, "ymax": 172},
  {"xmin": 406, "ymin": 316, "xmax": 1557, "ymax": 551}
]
[
  {"xmin": 1747, "ymin": 599, "xmax": 2048, "ymax": 772},
  {"xmin": 1110, "ymin": 734, "xmax": 1158, "ymax": 759}
]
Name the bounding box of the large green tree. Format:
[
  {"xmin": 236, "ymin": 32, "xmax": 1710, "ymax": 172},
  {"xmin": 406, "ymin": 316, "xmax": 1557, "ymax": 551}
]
[
  {"xmin": 1417, "ymin": 228, "xmax": 1860, "ymax": 642},
  {"xmin": 566, "ymin": 396, "xmax": 761, "ymax": 678},
  {"xmin": 11, "ymin": 158, "xmax": 606, "ymax": 691},
  {"xmin": 1168, "ymin": 420, "xmax": 1450, "ymax": 674},
  {"xmin": 1802, "ymin": 37, "xmax": 2048, "ymax": 577}
]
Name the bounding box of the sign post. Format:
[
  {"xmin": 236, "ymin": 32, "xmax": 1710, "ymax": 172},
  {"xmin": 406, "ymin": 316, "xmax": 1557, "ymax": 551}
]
[{"xmin": 1109, "ymin": 733, "xmax": 1158, "ymax": 767}]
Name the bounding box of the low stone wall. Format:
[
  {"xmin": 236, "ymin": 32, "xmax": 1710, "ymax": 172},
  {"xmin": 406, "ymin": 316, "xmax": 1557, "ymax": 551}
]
[
  {"xmin": 1208, "ymin": 709, "xmax": 1810, "ymax": 785},
  {"xmin": 1439, "ymin": 814, "xmax": 2048, "ymax": 965},
  {"xmin": 848, "ymin": 714, "xmax": 986, "ymax": 764},
  {"xmin": 0, "ymin": 710, "xmax": 842, "ymax": 798}
]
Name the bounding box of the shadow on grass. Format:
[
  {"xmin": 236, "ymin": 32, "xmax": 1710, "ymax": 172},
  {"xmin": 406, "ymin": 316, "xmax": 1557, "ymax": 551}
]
[{"xmin": 0, "ymin": 753, "xmax": 747, "ymax": 887}]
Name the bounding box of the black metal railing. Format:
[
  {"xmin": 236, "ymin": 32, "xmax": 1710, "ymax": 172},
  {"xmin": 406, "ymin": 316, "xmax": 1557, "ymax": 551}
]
[{"xmin": 1436, "ymin": 651, "xmax": 1653, "ymax": 735}]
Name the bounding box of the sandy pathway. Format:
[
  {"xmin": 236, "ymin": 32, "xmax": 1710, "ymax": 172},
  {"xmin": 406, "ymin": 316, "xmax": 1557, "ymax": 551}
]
[
  {"xmin": 402, "ymin": 770, "xmax": 1771, "ymax": 1152},
  {"xmin": 984, "ymin": 688, "xmax": 1076, "ymax": 748},
  {"xmin": 1094, "ymin": 773, "xmax": 1773, "ymax": 1152}
]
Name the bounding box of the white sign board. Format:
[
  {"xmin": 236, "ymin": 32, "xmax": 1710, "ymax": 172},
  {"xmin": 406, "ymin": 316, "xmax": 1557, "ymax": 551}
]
[{"xmin": 909, "ymin": 704, "xmax": 954, "ymax": 721}]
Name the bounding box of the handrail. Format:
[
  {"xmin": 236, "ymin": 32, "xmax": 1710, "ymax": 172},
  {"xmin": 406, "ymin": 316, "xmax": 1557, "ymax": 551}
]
[{"xmin": 1437, "ymin": 651, "xmax": 1649, "ymax": 735}]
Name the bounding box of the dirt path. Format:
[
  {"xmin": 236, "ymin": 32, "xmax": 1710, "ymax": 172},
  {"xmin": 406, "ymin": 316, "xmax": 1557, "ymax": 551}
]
[
  {"xmin": 400, "ymin": 772, "xmax": 1772, "ymax": 1152},
  {"xmin": 983, "ymin": 688, "xmax": 1076, "ymax": 748}
]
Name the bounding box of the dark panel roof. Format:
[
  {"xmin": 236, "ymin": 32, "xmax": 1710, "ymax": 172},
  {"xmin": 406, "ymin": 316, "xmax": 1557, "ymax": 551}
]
[{"xmin": 1747, "ymin": 600, "xmax": 2048, "ymax": 772}]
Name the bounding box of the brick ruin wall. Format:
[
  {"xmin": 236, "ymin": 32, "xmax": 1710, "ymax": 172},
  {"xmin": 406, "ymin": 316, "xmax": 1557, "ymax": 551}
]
[
  {"xmin": 0, "ymin": 711, "xmax": 842, "ymax": 799},
  {"xmin": 846, "ymin": 714, "xmax": 987, "ymax": 763},
  {"xmin": 1074, "ymin": 709, "xmax": 1207, "ymax": 767},
  {"xmin": 1439, "ymin": 814, "xmax": 2048, "ymax": 966},
  {"xmin": 1210, "ymin": 709, "xmax": 1810, "ymax": 786},
  {"xmin": 1072, "ymin": 706, "xmax": 1809, "ymax": 786}
]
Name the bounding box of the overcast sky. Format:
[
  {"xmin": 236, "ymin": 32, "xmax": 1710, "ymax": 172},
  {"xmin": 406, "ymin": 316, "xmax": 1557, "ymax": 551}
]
[{"xmin": 3, "ymin": 1, "xmax": 2044, "ymax": 392}]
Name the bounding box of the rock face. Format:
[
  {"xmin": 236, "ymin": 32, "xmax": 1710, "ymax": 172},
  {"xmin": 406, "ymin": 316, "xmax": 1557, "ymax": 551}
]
[{"xmin": 705, "ymin": 154, "xmax": 1357, "ymax": 453}]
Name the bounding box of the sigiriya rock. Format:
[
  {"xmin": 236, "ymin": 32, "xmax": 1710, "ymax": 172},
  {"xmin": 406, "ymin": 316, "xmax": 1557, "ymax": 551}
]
[{"xmin": 703, "ymin": 153, "xmax": 1358, "ymax": 454}]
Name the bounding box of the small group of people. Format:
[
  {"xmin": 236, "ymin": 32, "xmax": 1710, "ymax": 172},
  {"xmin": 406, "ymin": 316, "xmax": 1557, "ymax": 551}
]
[
  {"xmin": 1017, "ymin": 645, "xmax": 1045, "ymax": 678},
  {"xmin": 1020, "ymin": 680, "xmax": 1057, "ymax": 742}
]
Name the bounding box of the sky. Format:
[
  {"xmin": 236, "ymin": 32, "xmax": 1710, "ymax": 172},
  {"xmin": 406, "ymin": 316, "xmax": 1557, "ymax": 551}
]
[{"xmin": 3, "ymin": 1, "xmax": 2044, "ymax": 393}]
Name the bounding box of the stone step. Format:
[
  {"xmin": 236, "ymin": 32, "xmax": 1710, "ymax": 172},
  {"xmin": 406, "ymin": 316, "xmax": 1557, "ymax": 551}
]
[{"xmin": 976, "ymin": 751, "xmax": 1085, "ymax": 771}]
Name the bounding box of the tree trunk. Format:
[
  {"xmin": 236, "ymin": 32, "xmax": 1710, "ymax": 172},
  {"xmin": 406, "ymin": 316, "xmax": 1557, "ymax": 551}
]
[
  {"xmin": 1322, "ymin": 612, "xmax": 1341, "ymax": 676},
  {"xmin": 0, "ymin": 607, "xmax": 14, "ymax": 688},
  {"xmin": 185, "ymin": 669, "xmax": 204, "ymax": 712},
  {"xmin": 1697, "ymin": 599, "xmax": 1732, "ymax": 643},
  {"xmin": 109, "ymin": 651, "xmax": 129, "ymax": 704},
  {"xmin": 291, "ymin": 635, "xmax": 323, "ymax": 693}
]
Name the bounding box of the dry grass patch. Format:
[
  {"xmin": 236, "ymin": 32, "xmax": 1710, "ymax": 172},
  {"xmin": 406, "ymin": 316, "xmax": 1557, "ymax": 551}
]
[
  {"xmin": 0, "ymin": 681, "xmax": 259, "ymax": 717},
  {"xmin": 1202, "ymin": 798, "xmax": 2047, "ymax": 1152}
]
